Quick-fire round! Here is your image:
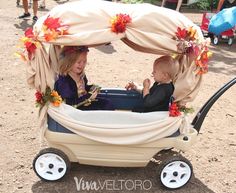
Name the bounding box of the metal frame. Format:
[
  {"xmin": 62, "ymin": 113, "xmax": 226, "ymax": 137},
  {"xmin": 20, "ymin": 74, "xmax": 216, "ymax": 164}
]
[{"xmin": 192, "ymin": 77, "xmax": 236, "ymax": 132}]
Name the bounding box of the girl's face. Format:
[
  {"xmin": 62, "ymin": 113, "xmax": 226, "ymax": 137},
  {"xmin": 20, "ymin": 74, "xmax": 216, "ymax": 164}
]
[
  {"xmin": 71, "ymin": 52, "xmax": 88, "ymax": 75},
  {"xmin": 152, "ymin": 63, "xmax": 169, "ymax": 83}
]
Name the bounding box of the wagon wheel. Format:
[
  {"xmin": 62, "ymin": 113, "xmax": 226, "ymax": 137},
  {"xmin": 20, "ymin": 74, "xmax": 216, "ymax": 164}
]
[
  {"xmin": 228, "ymin": 38, "xmax": 233, "ymax": 46},
  {"xmin": 157, "ymin": 156, "xmax": 193, "ymax": 190},
  {"xmin": 208, "ymin": 32, "xmax": 214, "ymax": 40},
  {"xmin": 213, "ymin": 36, "xmax": 219, "ymax": 45},
  {"xmin": 16, "ymin": 0, "xmax": 20, "ymax": 6},
  {"xmin": 33, "ymin": 148, "xmax": 71, "ymax": 181}
]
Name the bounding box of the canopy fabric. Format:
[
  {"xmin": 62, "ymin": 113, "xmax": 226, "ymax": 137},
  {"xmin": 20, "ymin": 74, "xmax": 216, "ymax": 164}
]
[
  {"xmin": 33, "ymin": 0, "xmax": 201, "ymax": 53},
  {"xmin": 23, "ymin": 0, "xmax": 208, "ymax": 137},
  {"xmin": 47, "ymin": 103, "xmax": 190, "ymax": 145},
  {"xmin": 27, "ymin": 0, "xmax": 204, "ymax": 104},
  {"xmin": 26, "ymin": 46, "xmax": 55, "ymax": 92}
]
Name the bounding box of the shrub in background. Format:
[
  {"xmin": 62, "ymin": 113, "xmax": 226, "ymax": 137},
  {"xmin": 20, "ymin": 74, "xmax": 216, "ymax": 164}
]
[
  {"xmin": 195, "ymin": 0, "xmax": 219, "ymax": 10},
  {"xmin": 121, "ymin": 0, "xmax": 220, "ymax": 11}
]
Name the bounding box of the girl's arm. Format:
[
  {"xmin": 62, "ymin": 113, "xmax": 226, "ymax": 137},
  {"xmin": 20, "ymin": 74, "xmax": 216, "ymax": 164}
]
[
  {"xmin": 55, "ymin": 76, "xmax": 92, "ymax": 106},
  {"xmin": 65, "ymin": 94, "xmax": 91, "ymax": 106}
]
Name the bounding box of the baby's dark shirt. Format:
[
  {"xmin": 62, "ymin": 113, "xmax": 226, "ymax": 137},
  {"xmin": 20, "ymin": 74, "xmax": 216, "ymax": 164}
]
[{"xmin": 134, "ymin": 82, "xmax": 174, "ymax": 112}]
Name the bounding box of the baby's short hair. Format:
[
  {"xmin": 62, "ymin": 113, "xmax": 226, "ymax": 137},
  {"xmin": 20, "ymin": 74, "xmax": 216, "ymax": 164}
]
[{"xmin": 154, "ymin": 56, "xmax": 178, "ymax": 80}]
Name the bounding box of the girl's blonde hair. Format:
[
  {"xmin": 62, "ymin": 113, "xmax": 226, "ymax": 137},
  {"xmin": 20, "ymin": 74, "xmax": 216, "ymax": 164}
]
[
  {"xmin": 59, "ymin": 46, "xmax": 89, "ymax": 75},
  {"xmin": 154, "ymin": 56, "xmax": 179, "ymax": 81}
]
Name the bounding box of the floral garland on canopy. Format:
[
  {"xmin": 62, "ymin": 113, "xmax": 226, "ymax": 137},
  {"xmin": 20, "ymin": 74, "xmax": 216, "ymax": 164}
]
[
  {"xmin": 16, "ymin": 16, "xmax": 69, "ymax": 61},
  {"xmin": 42, "ymin": 16, "xmax": 69, "ymax": 42},
  {"xmin": 15, "ymin": 28, "xmax": 41, "ymax": 61},
  {"xmin": 169, "ymin": 26, "xmax": 212, "ymax": 117},
  {"xmin": 16, "ymin": 16, "xmax": 69, "ymax": 109},
  {"xmin": 174, "ymin": 26, "xmax": 212, "ymax": 75},
  {"xmin": 35, "ymin": 87, "xmax": 62, "ymax": 110}
]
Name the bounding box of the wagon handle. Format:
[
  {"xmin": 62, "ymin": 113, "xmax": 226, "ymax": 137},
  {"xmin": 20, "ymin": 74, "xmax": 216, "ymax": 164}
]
[{"xmin": 192, "ymin": 77, "xmax": 236, "ymax": 133}]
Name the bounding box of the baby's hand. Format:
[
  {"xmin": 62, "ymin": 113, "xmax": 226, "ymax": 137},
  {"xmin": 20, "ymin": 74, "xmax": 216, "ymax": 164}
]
[
  {"xmin": 143, "ymin": 79, "xmax": 151, "ymax": 88},
  {"xmin": 125, "ymin": 81, "xmax": 137, "ymax": 90}
]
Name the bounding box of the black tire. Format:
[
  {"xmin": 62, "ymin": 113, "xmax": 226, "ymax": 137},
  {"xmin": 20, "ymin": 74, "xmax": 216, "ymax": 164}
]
[
  {"xmin": 201, "ymin": 30, "xmax": 206, "ymax": 37},
  {"xmin": 33, "ymin": 148, "xmax": 71, "ymax": 181},
  {"xmin": 208, "ymin": 33, "xmax": 214, "ymax": 41},
  {"xmin": 157, "ymin": 156, "xmax": 193, "ymax": 190}
]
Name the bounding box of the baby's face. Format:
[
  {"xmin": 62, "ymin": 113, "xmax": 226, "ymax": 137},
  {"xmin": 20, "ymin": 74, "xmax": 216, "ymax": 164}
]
[
  {"xmin": 152, "ymin": 63, "xmax": 167, "ymax": 83},
  {"xmin": 71, "ymin": 52, "xmax": 87, "ymax": 75}
]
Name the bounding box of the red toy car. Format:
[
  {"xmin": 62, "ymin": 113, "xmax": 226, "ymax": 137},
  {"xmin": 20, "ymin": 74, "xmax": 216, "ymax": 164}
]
[{"xmin": 200, "ymin": 13, "xmax": 234, "ymax": 46}]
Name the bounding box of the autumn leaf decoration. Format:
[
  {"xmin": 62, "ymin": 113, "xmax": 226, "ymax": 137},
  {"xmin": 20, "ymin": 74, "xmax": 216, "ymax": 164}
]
[
  {"xmin": 111, "ymin": 13, "xmax": 132, "ymax": 34},
  {"xmin": 194, "ymin": 40, "xmax": 212, "ymax": 75},
  {"xmin": 35, "ymin": 87, "xmax": 62, "ymax": 109},
  {"xmin": 16, "ymin": 28, "xmax": 40, "ymax": 61},
  {"xmin": 169, "ymin": 102, "xmax": 181, "ymax": 117},
  {"xmin": 174, "ymin": 26, "xmax": 212, "ymax": 75},
  {"xmin": 42, "ymin": 16, "xmax": 69, "ymax": 42},
  {"xmin": 169, "ymin": 102, "xmax": 194, "ymax": 117},
  {"xmin": 175, "ymin": 26, "xmax": 198, "ymax": 54}
]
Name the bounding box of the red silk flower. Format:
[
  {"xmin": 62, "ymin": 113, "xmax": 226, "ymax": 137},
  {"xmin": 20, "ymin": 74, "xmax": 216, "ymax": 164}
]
[
  {"xmin": 25, "ymin": 41, "xmax": 37, "ymax": 59},
  {"xmin": 111, "ymin": 14, "xmax": 132, "ymax": 34},
  {"xmin": 20, "ymin": 28, "xmax": 38, "ymax": 60},
  {"xmin": 175, "ymin": 27, "xmax": 188, "ymax": 40},
  {"xmin": 25, "ymin": 28, "xmax": 34, "ymax": 38},
  {"xmin": 35, "ymin": 88, "xmax": 62, "ymax": 108},
  {"xmin": 169, "ymin": 102, "xmax": 181, "ymax": 117},
  {"xmin": 43, "ymin": 16, "xmax": 69, "ymax": 42},
  {"xmin": 43, "ymin": 17, "xmax": 61, "ymax": 30},
  {"xmin": 35, "ymin": 90, "xmax": 43, "ymax": 104}
]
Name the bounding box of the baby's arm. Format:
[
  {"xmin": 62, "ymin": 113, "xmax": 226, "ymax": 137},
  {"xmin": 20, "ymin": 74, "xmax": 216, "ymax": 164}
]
[
  {"xmin": 143, "ymin": 88, "xmax": 165, "ymax": 108},
  {"xmin": 142, "ymin": 79, "xmax": 151, "ymax": 97}
]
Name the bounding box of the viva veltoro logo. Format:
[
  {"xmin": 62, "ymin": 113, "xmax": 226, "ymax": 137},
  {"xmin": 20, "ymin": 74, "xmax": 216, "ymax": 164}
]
[{"xmin": 74, "ymin": 177, "xmax": 152, "ymax": 191}]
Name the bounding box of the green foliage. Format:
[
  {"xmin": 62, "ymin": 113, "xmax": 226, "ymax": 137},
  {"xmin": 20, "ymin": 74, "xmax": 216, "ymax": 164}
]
[
  {"xmin": 122, "ymin": 0, "xmax": 220, "ymax": 11},
  {"xmin": 196, "ymin": 0, "xmax": 210, "ymax": 10},
  {"xmin": 179, "ymin": 106, "xmax": 195, "ymax": 115},
  {"xmin": 195, "ymin": 0, "xmax": 219, "ymax": 10}
]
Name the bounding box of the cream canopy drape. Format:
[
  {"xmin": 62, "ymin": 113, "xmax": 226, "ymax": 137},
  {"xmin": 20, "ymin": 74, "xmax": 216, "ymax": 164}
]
[
  {"xmin": 47, "ymin": 103, "xmax": 190, "ymax": 145},
  {"xmin": 28, "ymin": 0, "xmax": 205, "ymax": 105},
  {"xmin": 24, "ymin": 0, "xmax": 208, "ymax": 141}
]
